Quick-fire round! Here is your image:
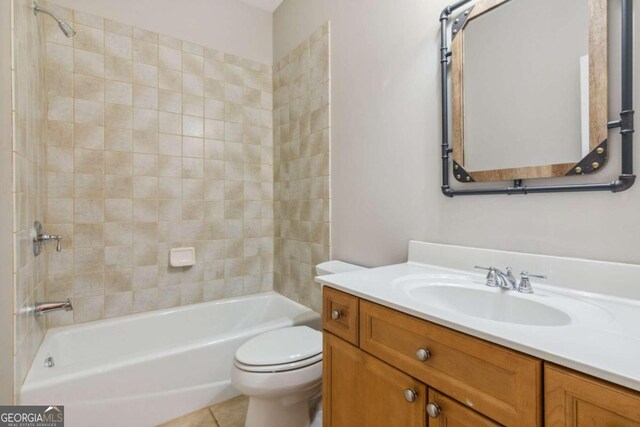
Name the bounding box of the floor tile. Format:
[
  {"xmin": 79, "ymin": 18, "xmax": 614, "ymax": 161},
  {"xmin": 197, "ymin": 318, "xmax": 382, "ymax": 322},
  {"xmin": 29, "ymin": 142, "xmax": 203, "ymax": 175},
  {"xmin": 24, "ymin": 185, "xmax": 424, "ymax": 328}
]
[
  {"xmin": 159, "ymin": 407, "xmax": 219, "ymax": 427},
  {"xmin": 210, "ymin": 395, "xmax": 249, "ymax": 427}
]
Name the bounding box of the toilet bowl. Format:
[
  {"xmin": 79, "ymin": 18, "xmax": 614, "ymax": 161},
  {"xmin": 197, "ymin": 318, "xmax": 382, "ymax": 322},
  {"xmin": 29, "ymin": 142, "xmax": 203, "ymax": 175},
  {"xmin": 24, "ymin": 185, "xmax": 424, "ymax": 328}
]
[{"xmin": 231, "ymin": 326, "xmax": 323, "ymax": 427}]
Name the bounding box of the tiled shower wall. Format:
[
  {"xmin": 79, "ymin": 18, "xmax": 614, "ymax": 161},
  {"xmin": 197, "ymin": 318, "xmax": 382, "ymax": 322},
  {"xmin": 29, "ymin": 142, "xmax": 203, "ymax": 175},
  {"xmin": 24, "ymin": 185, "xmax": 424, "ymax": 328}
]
[
  {"xmin": 273, "ymin": 23, "xmax": 331, "ymax": 313},
  {"xmin": 43, "ymin": 3, "xmax": 274, "ymax": 326},
  {"xmin": 12, "ymin": 0, "xmax": 48, "ymax": 396}
]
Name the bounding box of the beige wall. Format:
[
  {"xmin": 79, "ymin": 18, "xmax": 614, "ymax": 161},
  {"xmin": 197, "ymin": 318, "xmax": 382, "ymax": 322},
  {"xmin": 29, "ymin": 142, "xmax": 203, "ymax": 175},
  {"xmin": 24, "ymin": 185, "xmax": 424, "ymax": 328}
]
[
  {"xmin": 273, "ymin": 23, "xmax": 330, "ymax": 313},
  {"xmin": 12, "ymin": 0, "xmax": 48, "ymax": 401},
  {"xmin": 0, "ymin": 0, "xmax": 14, "ymax": 406},
  {"xmin": 49, "ymin": 0, "xmax": 273, "ymax": 64},
  {"xmin": 274, "ymin": 0, "xmax": 640, "ymax": 270},
  {"xmin": 43, "ymin": 4, "xmax": 274, "ymax": 326}
]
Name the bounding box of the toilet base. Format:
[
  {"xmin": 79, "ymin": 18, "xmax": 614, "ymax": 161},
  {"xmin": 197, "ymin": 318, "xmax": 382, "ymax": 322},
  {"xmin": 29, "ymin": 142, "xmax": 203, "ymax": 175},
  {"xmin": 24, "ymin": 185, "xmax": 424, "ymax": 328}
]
[{"xmin": 245, "ymin": 396, "xmax": 313, "ymax": 427}]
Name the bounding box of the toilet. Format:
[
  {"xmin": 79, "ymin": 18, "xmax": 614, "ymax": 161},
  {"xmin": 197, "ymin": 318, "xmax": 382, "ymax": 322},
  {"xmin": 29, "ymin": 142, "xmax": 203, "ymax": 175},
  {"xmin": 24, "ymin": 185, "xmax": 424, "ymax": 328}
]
[{"xmin": 231, "ymin": 326, "xmax": 323, "ymax": 427}]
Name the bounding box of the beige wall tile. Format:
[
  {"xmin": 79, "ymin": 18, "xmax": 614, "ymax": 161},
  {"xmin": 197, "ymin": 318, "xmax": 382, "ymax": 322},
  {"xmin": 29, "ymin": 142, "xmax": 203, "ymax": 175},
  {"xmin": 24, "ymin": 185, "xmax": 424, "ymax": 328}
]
[
  {"xmin": 74, "ymin": 50, "xmax": 105, "ymax": 77},
  {"xmin": 133, "ymin": 39, "xmax": 159, "ymax": 66},
  {"xmin": 105, "ymin": 80, "xmax": 132, "ymax": 105},
  {"xmin": 159, "ymin": 46, "xmax": 181, "ymax": 71},
  {"xmin": 74, "ymin": 296, "xmax": 104, "ymax": 322},
  {"xmin": 74, "ymin": 11, "xmax": 104, "ymax": 29},
  {"xmin": 159, "ymin": 90, "xmax": 182, "ymax": 113},
  {"xmin": 105, "ymin": 127, "xmax": 132, "ymax": 151},
  {"xmin": 105, "ymin": 32, "xmax": 132, "ymax": 59},
  {"xmin": 47, "ymin": 43, "xmax": 73, "ymax": 71},
  {"xmin": 104, "ymin": 292, "xmax": 133, "ymax": 318},
  {"xmin": 104, "ymin": 199, "xmax": 132, "ymax": 222},
  {"xmin": 75, "ymin": 174, "xmax": 103, "ymax": 198},
  {"xmin": 159, "ymin": 112, "xmax": 182, "ymax": 135},
  {"xmin": 74, "ymin": 106, "xmax": 106, "ymax": 133},
  {"xmin": 273, "ymin": 24, "xmax": 330, "ymax": 311},
  {"xmin": 44, "ymin": 11, "xmax": 278, "ymax": 327},
  {"xmin": 133, "ymin": 63, "xmax": 158, "ymax": 87},
  {"xmin": 48, "ymin": 96, "xmax": 73, "ymax": 122},
  {"xmin": 105, "ymin": 20, "xmax": 131, "ymax": 37},
  {"xmin": 75, "ymin": 124, "xmax": 104, "ymax": 150},
  {"xmin": 105, "ymin": 55, "xmax": 132, "ymax": 81},
  {"xmin": 74, "ymin": 25, "xmax": 104, "ymax": 54}
]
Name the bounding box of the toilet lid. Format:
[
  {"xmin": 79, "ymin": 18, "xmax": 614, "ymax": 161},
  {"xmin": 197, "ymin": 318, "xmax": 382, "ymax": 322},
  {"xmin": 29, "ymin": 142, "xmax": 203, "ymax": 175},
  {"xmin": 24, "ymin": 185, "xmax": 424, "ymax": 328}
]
[{"xmin": 235, "ymin": 326, "xmax": 322, "ymax": 366}]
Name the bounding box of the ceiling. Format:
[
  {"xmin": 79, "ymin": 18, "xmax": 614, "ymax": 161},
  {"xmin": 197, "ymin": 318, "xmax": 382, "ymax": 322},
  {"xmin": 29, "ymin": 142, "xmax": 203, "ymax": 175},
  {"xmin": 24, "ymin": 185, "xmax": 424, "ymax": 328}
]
[{"xmin": 237, "ymin": 0, "xmax": 284, "ymax": 12}]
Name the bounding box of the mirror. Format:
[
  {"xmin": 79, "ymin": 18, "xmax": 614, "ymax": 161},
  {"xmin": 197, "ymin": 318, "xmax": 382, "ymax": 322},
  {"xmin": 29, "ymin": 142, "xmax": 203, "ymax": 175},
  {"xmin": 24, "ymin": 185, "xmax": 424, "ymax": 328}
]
[{"xmin": 451, "ymin": 0, "xmax": 608, "ymax": 182}]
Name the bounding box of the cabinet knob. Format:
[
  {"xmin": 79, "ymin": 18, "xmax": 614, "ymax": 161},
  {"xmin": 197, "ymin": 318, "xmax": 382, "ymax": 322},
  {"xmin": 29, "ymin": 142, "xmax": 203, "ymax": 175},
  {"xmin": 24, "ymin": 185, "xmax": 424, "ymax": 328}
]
[
  {"xmin": 416, "ymin": 348, "xmax": 431, "ymax": 361},
  {"xmin": 403, "ymin": 389, "xmax": 418, "ymax": 403},
  {"xmin": 330, "ymin": 309, "xmax": 342, "ymax": 320},
  {"xmin": 426, "ymin": 403, "xmax": 441, "ymax": 418}
]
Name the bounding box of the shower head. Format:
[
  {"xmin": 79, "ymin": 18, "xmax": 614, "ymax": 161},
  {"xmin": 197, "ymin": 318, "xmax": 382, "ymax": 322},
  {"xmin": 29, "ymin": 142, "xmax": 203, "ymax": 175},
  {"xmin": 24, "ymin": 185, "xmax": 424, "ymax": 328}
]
[
  {"xmin": 56, "ymin": 19, "xmax": 76, "ymax": 38},
  {"xmin": 33, "ymin": 2, "xmax": 76, "ymax": 38}
]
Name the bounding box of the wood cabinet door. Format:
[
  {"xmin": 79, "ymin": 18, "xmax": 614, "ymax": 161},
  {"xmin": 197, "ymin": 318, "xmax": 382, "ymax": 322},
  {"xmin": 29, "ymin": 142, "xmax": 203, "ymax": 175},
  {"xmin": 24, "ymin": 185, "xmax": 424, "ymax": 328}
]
[
  {"xmin": 323, "ymin": 332, "xmax": 427, "ymax": 427},
  {"xmin": 545, "ymin": 364, "xmax": 640, "ymax": 426},
  {"xmin": 427, "ymin": 389, "xmax": 501, "ymax": 427}
]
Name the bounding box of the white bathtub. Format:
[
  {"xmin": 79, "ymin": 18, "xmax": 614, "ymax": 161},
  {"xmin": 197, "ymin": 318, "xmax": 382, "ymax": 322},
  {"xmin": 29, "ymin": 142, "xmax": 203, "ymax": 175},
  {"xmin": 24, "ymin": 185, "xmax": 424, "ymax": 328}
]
[{"xmin": 21, "ymin": 292, "xmax": 321, "ymax": 427}]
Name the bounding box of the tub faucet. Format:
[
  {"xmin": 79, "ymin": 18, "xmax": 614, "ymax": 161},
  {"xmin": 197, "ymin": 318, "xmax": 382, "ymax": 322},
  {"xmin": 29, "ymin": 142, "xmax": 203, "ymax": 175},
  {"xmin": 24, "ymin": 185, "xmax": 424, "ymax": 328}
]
[{"xmin": 35, "ymin": 298, "xmax": 73, "ymax": 318}]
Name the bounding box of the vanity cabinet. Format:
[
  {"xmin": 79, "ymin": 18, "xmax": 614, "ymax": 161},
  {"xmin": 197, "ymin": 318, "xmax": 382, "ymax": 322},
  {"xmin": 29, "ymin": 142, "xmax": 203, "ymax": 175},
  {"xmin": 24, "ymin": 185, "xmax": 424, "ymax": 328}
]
[
  {"xmin": 323, "ymin": 286, "xmax": 640, "ymax": 426},
  {"xmin": 323, "ymin": 332, "xmax": 427, "ymax": 427},
  {"xmin": 545, "ymin": 365, "xmax": 640, "ymax": 426},
  {"xmin": 360, "ymin": 300, "xmax": 542, "ymax": 426}
]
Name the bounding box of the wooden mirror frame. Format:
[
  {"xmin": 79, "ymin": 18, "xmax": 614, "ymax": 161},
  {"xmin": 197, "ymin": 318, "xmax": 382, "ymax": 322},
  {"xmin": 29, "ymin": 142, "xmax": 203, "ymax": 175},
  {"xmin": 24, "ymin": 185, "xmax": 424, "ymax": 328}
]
[{"xmin": 450, "ymin": 0, "xmax": 609, "ymax": 183}]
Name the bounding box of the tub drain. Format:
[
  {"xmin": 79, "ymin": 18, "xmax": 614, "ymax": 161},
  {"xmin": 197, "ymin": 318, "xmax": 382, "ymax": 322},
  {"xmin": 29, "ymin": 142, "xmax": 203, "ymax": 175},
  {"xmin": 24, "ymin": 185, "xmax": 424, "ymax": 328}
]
[{"xmin": 44, "ymin": 356, "xmax": 55, "ymax": 367}]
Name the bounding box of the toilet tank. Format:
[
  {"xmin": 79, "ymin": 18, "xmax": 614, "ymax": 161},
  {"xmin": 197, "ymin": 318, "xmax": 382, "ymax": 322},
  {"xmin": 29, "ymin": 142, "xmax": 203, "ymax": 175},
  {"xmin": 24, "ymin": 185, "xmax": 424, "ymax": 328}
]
[{"xmin": 315, "ymin": 260, "xmax": 366, "ymax": 276}]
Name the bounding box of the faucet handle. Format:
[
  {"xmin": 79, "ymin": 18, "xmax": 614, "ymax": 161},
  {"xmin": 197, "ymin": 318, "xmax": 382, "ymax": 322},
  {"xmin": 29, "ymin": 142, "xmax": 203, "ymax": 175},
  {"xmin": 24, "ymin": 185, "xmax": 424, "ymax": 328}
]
[
  {"xmin": 474, "ymin": 266, "xmax": 499, "ymax": 287},
  {"xmin": 53, "ymin": 235, "xmax": 63, "ymax": 252},
  {"xmin": 517, "ymin": 271, "xmax": 547, "ymax": 294}
]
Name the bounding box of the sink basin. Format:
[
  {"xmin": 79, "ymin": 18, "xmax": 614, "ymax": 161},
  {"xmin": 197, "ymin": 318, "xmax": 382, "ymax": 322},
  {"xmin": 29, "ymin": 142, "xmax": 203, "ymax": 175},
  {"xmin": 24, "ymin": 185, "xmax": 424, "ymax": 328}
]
[
  {"xmin": 393, "ymin": 275, "xmax": 578, "ymax": 327},
  {"xmin": 409, "ymin": 284, "xmax": 571, "ymax": 326}
]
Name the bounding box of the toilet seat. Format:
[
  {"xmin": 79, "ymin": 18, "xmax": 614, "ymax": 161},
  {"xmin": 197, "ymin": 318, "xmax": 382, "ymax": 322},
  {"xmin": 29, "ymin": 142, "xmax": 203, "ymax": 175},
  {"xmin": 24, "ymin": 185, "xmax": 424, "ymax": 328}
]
[
  {"xmin": 231, "ymin": 326, "xmax": 323, "ymax": 427},
  {"xmin": 235, "ymin": 352, "xmax": 322, "ymax": 373},
  {"xmin": 234, "ymin": 326, "xmax": 323, "ymax": 373}
]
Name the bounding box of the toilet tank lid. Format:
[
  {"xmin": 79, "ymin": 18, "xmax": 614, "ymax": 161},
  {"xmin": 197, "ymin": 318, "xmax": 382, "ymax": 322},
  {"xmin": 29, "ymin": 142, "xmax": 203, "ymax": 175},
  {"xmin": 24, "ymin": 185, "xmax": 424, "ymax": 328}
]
[
  {"xmin": 316, "ymin": 260, "xmax": 366, "ymax": 276},
  {"xmin": 235, "ymin": 326, "xmax": 322, "ymax": 366}
]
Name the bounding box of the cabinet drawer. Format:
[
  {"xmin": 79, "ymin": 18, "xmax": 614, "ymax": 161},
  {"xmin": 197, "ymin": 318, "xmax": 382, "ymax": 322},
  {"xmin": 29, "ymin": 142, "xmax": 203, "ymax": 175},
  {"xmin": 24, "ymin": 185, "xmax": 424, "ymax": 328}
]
[
  {"xmin": 545, "ymin": 364, "xmax": 640, "ymax": 426},
  {"xmin": 428, "ymin": 389, "xmax": 500, "ymax": 427},
  {"xmin": 322, "ymin": 287, "xmax": 359, "ymax": 345},
  {"xmin": 360, "ymin": 300, "xmax": 542, "ymax": 426}
]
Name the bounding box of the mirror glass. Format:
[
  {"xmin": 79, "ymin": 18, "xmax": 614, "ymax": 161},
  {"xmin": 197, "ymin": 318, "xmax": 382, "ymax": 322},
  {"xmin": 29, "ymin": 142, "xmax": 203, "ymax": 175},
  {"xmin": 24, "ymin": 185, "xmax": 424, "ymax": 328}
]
[{"xmin": 451, "ymin": 0, "xmax": 608, "ymax": 182}]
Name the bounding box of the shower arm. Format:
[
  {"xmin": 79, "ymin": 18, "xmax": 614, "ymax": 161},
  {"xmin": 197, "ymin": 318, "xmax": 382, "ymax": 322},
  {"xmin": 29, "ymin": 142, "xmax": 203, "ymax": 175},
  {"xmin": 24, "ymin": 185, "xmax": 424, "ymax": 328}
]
[
  {"xmin": 33, "ymin": 3, "xmax": 62, "ymax": 21},
  {"xmin": 33, "ymin": 1, "xmax": 76, "ymax": 38}
]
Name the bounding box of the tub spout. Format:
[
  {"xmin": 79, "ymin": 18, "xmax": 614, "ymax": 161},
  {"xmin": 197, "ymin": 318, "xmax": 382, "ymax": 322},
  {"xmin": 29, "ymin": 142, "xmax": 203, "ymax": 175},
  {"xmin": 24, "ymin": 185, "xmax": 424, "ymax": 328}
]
[{"xmin": 35, "ymin": 298, "xmax": 73, "ymax": 318}]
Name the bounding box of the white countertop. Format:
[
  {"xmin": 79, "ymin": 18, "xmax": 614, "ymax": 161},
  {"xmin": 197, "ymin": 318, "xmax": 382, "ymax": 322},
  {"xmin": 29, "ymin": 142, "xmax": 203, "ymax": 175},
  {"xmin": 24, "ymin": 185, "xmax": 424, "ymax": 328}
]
[{"xmin": 317, "ymin": 260, "xmax": 640, "ymax": 392}]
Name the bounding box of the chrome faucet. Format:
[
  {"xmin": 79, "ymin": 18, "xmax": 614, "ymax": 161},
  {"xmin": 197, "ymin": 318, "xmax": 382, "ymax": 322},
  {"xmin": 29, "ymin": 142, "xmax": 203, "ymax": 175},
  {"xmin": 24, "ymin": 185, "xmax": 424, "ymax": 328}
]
[
  {"xmin": 475, "ymin": 266, "xmax": 546, "ymax": 293},
  {"xmin": 33, "ymin": 221, "xmax": 63, "ymax": 256},
  {"xmin": 34, "ymin": 298, "xmax": 73, "ymax": 318},
  {"xmin": 516, "ymin": 271, "xmax": 547, "ymax": 294}
]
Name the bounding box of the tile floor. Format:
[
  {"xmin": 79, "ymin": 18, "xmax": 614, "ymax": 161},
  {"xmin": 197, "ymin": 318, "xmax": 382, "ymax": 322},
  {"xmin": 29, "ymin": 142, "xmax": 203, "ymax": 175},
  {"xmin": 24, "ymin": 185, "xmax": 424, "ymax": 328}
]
[{"xmin": 160, "ymin": 395, "xmax": 248, "ymax": 427}]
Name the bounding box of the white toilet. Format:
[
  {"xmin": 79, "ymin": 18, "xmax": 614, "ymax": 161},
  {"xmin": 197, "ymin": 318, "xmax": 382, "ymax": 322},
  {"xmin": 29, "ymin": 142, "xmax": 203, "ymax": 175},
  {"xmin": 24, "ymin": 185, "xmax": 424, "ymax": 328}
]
[{"xmin": 231, "ymin": 326, "xmax": 323, "ymax": 427}]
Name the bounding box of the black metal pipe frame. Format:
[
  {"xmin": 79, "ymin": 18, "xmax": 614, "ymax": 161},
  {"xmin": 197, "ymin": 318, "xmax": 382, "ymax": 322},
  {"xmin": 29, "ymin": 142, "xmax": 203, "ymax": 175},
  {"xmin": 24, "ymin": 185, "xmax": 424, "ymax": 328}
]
[{"xmin": 439, "ymin": 0, "xmax": 635, "ymax": 197}]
